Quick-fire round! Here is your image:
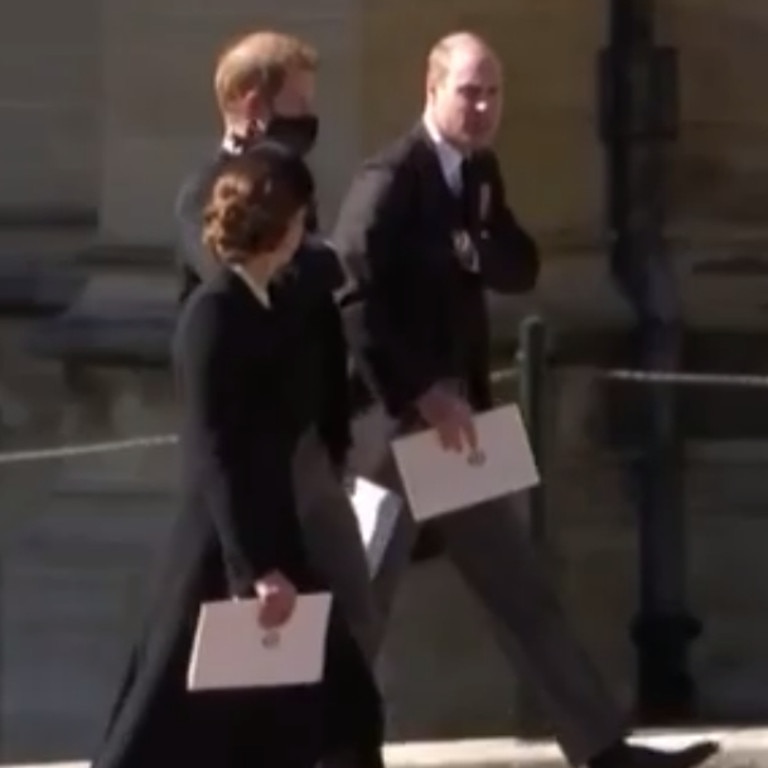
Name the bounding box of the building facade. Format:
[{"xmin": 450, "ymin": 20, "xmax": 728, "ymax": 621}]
[
  {"xmin": 0, "ymin": 0, "xmax": 607, "ymax": 246},
  {"xmin": 3, "ymin": 1, "xmax": 768, "ymax": 763},
  {"xmin": 2, "ymin": 1, "xmax": 768, "ymax": 255}
]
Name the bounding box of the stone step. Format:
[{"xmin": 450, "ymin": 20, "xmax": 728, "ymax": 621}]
[
  {"xmin": 382, "ymin": 730, "xmax": 768, "ymax": 768},
  {"xmin": 0, "ymin": 226, "xmax": 95, "ymax": 263},
  {"xmin": 3, "ymin": 728, "xmax": 768, "ymax": 768}
]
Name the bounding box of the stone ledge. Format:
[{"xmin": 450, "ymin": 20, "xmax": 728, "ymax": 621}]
[
  {"xmin": 27, "ymin": 306, "xmax": 174, "ymax": 368},
  {"xmin": 0, "ymin": 263, "xmax": 87, "ymax": 318},
  {"xmin": 75, "ymin": 243, "xmax": 174, "ymax": 270},
  {"xmin": 26, "ymin": 271, "xmax": 178, "ymax": 367},
  {"xmin": 0, "ymin": 208, "xmax": 97, "ymax": 230},
  {"xmin": 694, "ymin": 255, "xmax": 768, "ymax": 276}
]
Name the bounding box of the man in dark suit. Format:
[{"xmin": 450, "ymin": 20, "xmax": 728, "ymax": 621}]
[
  {"xmin": 334, "ymin": 31, "xmax": 717, "ymax": 768},
  {"xmin": 174, "ymin": 30, "xmax": 344, "ymax": 305},
  {"xmin": 172, "ymin": 31, "xmax": 383, "ymax": 680}
]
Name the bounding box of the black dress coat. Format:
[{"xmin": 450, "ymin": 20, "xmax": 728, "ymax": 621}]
[
  {"xmin": 91, "ymin": 269, "xmax": 384, "ymax": 768},
  {"xmin": 174, "ymin": 144, "xmax": 353, "ymax": 466}
]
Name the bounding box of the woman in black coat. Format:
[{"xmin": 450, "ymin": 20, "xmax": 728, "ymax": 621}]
[{"xmin": 91, "ymin": 145, "xmax": 384, "ymax": 768}]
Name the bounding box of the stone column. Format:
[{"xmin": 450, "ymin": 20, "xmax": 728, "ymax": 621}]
[{"xmin": 98, "ymin": 0, "xmax": 363, "ymax": 245}]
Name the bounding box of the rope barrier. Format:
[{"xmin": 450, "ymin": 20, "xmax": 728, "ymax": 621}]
[
  {"xmin": 599, "ymin": 368, "xmax": 768, "ymax": 388},
  {"xmin": 497, "ymin": 365, "xmax": 768, "ymax": 388},
  {"xmin": 1, "ymin": 364, "xmax": 768, "ymax": 466},
  {"xmin": 0, "ymin": 434, "xmax": 177, "ymax": 465}
]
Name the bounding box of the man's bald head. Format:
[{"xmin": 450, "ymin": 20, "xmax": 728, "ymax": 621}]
[
  {"xmin": 424, "ymin": 31, "xmax": 503, "ymax": 151},
  {"xmin": 427, "ymin": 32, "xmax": 498, "ymax": 87}
]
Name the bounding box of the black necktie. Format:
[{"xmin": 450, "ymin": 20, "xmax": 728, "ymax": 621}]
[{"xmin": 459, "ymin": 157, "xmax": 474, "ymax": 229}]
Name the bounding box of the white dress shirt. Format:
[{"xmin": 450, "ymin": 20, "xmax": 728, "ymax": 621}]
[{"xmin": 422, "ymin": 115, "xmax": 465, "ymax": 194}]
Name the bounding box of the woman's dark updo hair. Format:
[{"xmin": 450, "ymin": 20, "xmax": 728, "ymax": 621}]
[{"xmin": 202, "ymin": 142, "xmax": 314, "ymax": 264}]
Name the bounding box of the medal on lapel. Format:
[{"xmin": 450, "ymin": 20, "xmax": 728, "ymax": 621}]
[{"xmin": 452, "ymin": 230, "xmax": 479, "ymax": 272}]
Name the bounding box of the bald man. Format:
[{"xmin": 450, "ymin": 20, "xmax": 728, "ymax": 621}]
[{"xmin": 334, "ymin": 32, "xmax": 717, "ymax": 768}]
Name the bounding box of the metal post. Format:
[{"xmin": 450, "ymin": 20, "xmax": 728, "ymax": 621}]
[
  {"xmin": 518, "ymin": 315, "xmax": 547, "ymax": 546},
  {"xmin": 633, "ymin": 324, "xmax": 700, "ymax": 719},
  {"xmin": 599, "ymin": 0, "xmax": 700, "ymax": 718}
]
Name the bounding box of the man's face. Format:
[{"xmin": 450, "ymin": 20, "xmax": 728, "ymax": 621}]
[{"xmin": 428, "ymin": 48, "xmax": 503, "ymax": 151}]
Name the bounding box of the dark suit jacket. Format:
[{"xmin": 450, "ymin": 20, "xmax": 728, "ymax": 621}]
[
  {"xmin": 92, "ymin": 269, "xmax": 384, "ymax": 768},
  {"xmin": 333, "ymin": 123, "xmax": 539, "ymax": 418},
  {"xmin": 174, "ymin": 146, "xmax": 352, "ymax": 468}
]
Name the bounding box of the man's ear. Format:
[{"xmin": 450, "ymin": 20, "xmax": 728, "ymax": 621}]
[{"xmin": 425, "ymin": 78, "xmax": 436, "ymax": 103}]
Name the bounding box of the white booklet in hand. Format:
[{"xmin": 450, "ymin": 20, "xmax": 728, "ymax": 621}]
[
  {"xmin": 391, "ymin": 404, "xmax": 540, "ymax": 522},
  {"xmin": 348, "ymin": 476, "xmax": 401, "ymax": 576},
  {"xmin": 187, "ymin": 592, "xmax": 332, "ymax": 691}
]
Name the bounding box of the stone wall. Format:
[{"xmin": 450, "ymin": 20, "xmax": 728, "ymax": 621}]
[
  {"xmin": 3, "ymin": 0, "xmax": 768, "ymax": 250},
  {"xmin": 659, "ymin": 0, "xmax": 768, "ymax": 237},
  {"xmin": 0, "ymin": 0, "xmax": 100, "ymax": 219}
]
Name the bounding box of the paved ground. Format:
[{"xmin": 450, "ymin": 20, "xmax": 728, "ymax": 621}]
[{"xmin": 4, "ymin": 728, "xmax": 768, "ymax": 768}]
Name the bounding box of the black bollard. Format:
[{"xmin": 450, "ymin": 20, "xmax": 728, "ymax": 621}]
[
  {"xmin": 598, "ymin": 0, "xmax": 700, "ymax": 718},
  {"xmin": 630, "ymin": 322, "xmax": 700, "ymax": 720}
]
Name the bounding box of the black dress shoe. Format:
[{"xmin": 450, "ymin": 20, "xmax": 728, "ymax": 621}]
[{"xmin": 612, "ymin": 741, "xmax": 720, "ymax": 768}]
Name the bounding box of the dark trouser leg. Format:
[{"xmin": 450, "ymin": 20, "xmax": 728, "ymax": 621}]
[{"xmin": 434, "ymin": 493, "xmax": 628, "ymax": 765}]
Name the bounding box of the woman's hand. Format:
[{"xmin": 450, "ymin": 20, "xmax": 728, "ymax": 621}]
[{"xmin": 254, "ymin": 571, "xmax": 297, "ymax": 628}]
